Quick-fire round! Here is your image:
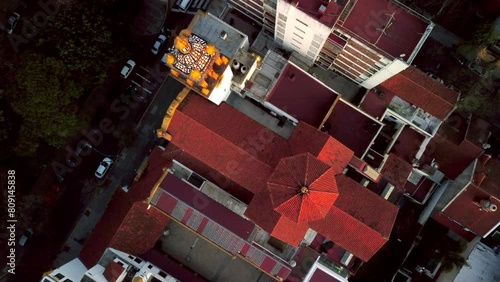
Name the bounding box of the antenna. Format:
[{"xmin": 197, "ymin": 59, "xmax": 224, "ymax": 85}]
[{"xmin": 375, "ymin": 12, "xmax": 396, "ymax": 44}]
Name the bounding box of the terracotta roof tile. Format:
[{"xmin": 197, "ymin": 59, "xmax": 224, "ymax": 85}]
[
  {"xmin": 167, "ymin": 94, "xmax": 394, "ymax": 261},
  {"xmin": 334, "ymin": 175, "xmax": 398, "ymax": 237},
  {"xmin": 109, "ymin": 202, "xmax": 170, "ymax": 255},
  {"xmin": 317, "ymin": 137, "xmax": 354, "ymax": 175},
  {"xmin": 379, "ymin": 67, "xmax": 458, "ymax": 120},
  {"xmin": 270, "ymin": 216, "xmax": 310, "ymax": 247},
  {"xmin": 268, "ymin": 153, "xmax": 339, "ymax": 223},
  {"xmin": 309, "ymin": 206, "xmax": 389, "ymax": 262},
  {"xmin": 380, "ymin": 153, "xmax": 413, "ymax": 190},
  {"xmin": 103, "ymin": 261, "xmax": 125, "ymax": 282},
  {"xmin": 79, "ymin": 147, "xmax": 170, "ymax": 268},
  {"xmin": 423, "ymin": 135, "xmax": 482, "ymax": 180}
]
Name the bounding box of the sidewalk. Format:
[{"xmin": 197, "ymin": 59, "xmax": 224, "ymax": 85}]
[{"xmin": 54, "ymin": 76, "xmax": 184, "ymax": 267}]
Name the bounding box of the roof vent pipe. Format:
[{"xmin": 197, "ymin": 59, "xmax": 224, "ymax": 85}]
[
  {"xmin": 232, "ymin": 60, "xmax": 240, "ymax": 70},
  {"xmin": 241, "ymin": 65, "xmax": 248, "ymax": 74}
]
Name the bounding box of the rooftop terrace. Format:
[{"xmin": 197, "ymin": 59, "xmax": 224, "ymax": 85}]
[{"xmin": 340, "ymin": 0, "xmax": 431, "ymax": 60}]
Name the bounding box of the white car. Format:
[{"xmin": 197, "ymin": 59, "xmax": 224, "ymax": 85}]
[
  {"xmin": 120, "ymin": 60, "xmax": 136, "ymax": 79},
  {"xmin": 7, "ymin": 12, "xmax": 20, "ymax": 34},
  {"xmin": 19, "ymin": 228, "xmax": 33, "ymax": 247},
  {"xmin": 95, "ymin": 157, "xmax": 113, "ymax": 178},
  {"xmin": 151, "ymin": 34, "xmax": 167, "ymax": 55}
]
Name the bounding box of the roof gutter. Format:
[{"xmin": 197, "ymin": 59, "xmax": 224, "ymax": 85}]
[{"xmin": 407, "ymin": 22, "xmax": 435, "ymax": 64}]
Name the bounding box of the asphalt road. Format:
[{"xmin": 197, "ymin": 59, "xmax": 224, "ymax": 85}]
[{"xmin": 7, "ymin": 12, "xmax": 185, "ymax": 282}]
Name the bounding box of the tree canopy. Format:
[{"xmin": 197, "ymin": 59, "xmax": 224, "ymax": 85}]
[{"xmin": 8, "ymin": 53, "xmax": 83, "ymax": 156}]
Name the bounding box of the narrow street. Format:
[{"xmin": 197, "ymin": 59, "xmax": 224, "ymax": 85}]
[{"xmin": 8, "ymin": 3, "xmax": 187, "ymax": 280}]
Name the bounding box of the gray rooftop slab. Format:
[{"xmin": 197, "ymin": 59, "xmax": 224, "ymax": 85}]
[
  {"xmin": 251, "ymin": 30, "xmax": 281, "ymax": 57},
  {"xmin": 189, "ymin": 11, "xmax": 249, "ymax": 58},
  {"xmin": 246, "ymin": 50, "xmax": 287, "ymax": 99},
  {"xmin": 160, "ymin": 221, "xmax": 272, "ymax": 282},
  {"xmin": 226, "ymin": 92, "xmax": 295, "ymax": 139}
]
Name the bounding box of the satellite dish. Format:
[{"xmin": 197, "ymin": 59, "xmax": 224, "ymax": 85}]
[{"xmin": 400, "ymin": 54, "xmax": 406, "ymax": 58}]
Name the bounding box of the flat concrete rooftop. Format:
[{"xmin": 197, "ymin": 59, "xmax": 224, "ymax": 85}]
[{"xmin": 189, "ymin": 11, "xmax": 248, "ymax": 58}]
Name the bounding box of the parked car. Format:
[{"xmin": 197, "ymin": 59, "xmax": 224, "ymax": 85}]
[
  {"xmin": 18, "ymin": 228, "xmax": 33, "ymax": 247},
  {"xmin": 95, "ymin": 157, "xmax": 113, "ymax": 178},
  {"xmin": 120, "ymin": 60, "xmax": 136, "ymax": 79},
  {"xmin": 151, "ymin": 34, "xmax": 167, "ymax": 55},
  {"xmin": 7, "ymin": 12, "xmax": 20, "ymax": 34}
]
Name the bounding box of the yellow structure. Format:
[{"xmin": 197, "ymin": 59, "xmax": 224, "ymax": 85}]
[{"xmin": 156, "ymin": 87, "xmax": 190, "ymax": 139}]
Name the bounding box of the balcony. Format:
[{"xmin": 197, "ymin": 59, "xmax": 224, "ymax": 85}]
[{"xmin": 387, "ymin": 97, "xmax": 441, "ymax": 135}]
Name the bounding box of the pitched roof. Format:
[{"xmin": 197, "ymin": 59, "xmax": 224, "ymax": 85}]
[
  {"xmin": 423, "ymin": 135, "xmax": 482, "ymax": 180},
  {"xmin": 268, "ymin": 153, "xmax": 339, "ymax": 223},
  {"xmin": 266, "ymin": 63, "xmax": 338, "ymax": 128},
  {"xmin": 103, "ymin": 261, "xmax": 125, "ymax": 282},
  {"xmin": 379, "ymin": 67, "xmax": 458, "ymax": 120},
  {"xmin": 380, "ymin": 153, "xmax": 413, "ymax": 189},
  {"xmin": 334, "ymin": 175, "xmax": 398, "ymax": 237},
  {"xmin": 108, "ymin": 202, "xmax": 170, "ymax": 255},
  {"xmin": 167, "ymin": 94, "xmax": 395, "ymax": 261},
  {"xmin": 79, "ymin": 147, "xmax": 170, "ymax": 267}
]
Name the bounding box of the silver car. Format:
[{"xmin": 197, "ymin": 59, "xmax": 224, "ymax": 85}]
[
  {"xmin": 95, "ymin": 157, "xmax": 113, "ymax": 178},
  {"xmin": 151, "ymin": 34, "xmax": 167, "ymax": 55},
  {"xmin": 120, "ymin": 60, "xmax": 136, "ymax": 79}
]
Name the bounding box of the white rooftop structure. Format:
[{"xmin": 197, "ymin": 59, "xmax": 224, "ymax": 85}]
[
  {"xmin": 41, "ymin": 248, "xmax": 180, "ymax": 282},
  {"xmin": 454, "ymin": 242, "xmax": 500, "ymax": 282}
]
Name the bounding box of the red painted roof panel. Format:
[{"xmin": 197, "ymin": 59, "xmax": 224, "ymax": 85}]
[
  {"xmin": 379, "ymin": 67, "xmax": 458, "ymax": 120},
  {"xmin": 343, "ymin": 0, "xmax": 429, "ymax": 59},
  {"xmin": 266, "ymin": 63, "xmax": 338, "ymax": 128}
]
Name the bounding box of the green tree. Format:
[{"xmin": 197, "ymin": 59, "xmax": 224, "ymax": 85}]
[
  {"xmin": 9, "ymin": 53, "xmax": 83, "ymax": 156},
  {"xmin": 40, "ymin": 1, "xmax": 129, "ymax": 84}
]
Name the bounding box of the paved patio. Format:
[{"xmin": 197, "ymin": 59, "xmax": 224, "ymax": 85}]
[{"xmin": 159, "ymin": 220, "xmax": 274, "ymax": 282}]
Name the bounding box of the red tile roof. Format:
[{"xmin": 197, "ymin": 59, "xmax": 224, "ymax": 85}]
[
  {"xmin": 266, "ymin": 63, "xmax": 338, "ymax": 128},
  {"xmin": 475, "ymin": 158, "xmax": 500, "ymax": 200},
  {"xmin": 342, "ymin": 0, "xmax": 429, "ymax": 59},
  {"xmin": 325, "ymin": 100, "xmax": 381, "ymax": 157},
  {"xmin": 167, "ymin": 108, "xmax": 274, "ymax": 195},
  {"xmin": 380, "ymin": 153, "xmax": 413, "ymax": 190},
  {"xmin": 423, "ymin": 135, "xmax": 482, "ymax": 180},
  {"xmin": 80, "ymin": 147, "xmax": 170, "ymax": 268},
  {"xmin": 334, "ymin": 175, "xmax": 398, "ymax": 237},
  {"xmin": 167, "ymin": 94, "xmax": 395, "ymax": 261},
  {"xmin": 442, "ymin": 184, "xmax": 500, "ymax": 236},
  {"xmin": 103, "ymin": 260, "xmax": 125, "ymax": 282},
  {"xmin": 317, "ymin": 137, "xmax": 354, "ymax": 175},
  {"xmin": 268, "ymin": 153, "xmax": 339, "ymax": 223},
  {"xmin": 108, "ymin": 202, "xmax": 170, "ymax": 255},
  {"xmin": 379, "ymin": 67, "xmax": 458, "ymax": 120}
]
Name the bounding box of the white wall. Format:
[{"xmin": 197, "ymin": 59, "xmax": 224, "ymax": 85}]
[
  {"xmin": 276, "ymin": 0, "xmax": 331, "ymax": 62},
  {"xmin": 209, "ymin": 67, "xmax": 234, "ymax": 105},
  {"xmin": 360, "ymin": 59, "xmax": 408, "ymax": 89}
]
